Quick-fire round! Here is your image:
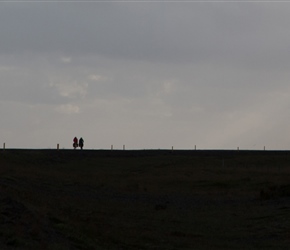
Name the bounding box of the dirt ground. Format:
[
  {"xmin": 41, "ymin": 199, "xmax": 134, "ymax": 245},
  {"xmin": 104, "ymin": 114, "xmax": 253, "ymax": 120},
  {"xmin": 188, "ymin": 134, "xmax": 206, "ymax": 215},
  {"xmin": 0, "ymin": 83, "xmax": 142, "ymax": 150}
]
[{"xmin": 0, "ymin": 149, "xmax": 290, "ymax": 249}]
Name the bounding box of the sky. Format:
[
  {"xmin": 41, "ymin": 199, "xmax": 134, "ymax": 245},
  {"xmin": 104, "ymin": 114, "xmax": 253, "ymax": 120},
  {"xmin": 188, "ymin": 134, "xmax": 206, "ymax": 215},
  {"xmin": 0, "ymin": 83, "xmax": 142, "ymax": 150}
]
[{"xmin": 1, "ymin": 0, "xmax": 290, "ymax": 150}]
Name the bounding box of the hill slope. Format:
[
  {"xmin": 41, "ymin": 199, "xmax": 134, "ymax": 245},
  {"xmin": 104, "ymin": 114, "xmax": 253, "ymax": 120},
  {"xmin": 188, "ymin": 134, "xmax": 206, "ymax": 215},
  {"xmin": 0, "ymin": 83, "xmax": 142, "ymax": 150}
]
[{"xmin": 0, "ymin": 149, "xmax": 290, "ymax": 249}]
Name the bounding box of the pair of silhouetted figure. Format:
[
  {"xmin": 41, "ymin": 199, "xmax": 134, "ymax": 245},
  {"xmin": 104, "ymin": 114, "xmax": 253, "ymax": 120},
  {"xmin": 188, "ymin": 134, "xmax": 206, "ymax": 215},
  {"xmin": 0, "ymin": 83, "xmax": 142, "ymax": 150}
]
[{"xmin": 73, "ymin": 137, "xmax": 84, "ymax": 150}]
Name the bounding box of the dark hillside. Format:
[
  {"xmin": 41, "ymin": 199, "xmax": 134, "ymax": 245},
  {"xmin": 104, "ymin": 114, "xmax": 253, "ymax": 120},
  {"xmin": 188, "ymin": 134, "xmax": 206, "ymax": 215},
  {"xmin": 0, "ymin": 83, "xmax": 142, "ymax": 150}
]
[{"xmin": 0, "ymin": 149, "xmax": 290, "ymax": 249}]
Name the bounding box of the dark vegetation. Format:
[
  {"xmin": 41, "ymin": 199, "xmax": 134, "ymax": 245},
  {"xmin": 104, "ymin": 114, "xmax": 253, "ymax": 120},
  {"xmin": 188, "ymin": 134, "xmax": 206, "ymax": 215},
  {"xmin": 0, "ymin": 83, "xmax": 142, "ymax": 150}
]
[{"xmin": 0, "ymin": 149, "xmax": 290, "ymax": 249}]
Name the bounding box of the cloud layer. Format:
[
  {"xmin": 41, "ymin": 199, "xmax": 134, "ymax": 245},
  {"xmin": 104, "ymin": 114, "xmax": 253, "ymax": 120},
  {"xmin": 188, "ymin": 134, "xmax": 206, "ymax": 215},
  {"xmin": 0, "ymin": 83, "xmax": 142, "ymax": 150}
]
[{"xmin": 1, "ymin": 2, "xmax": 290, "ymax": 149}]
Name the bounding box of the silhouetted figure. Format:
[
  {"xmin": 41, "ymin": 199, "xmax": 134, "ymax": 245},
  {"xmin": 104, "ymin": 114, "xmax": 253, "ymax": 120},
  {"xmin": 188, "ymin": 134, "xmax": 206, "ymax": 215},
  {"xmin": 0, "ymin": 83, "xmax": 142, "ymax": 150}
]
[
  {"xmin": 79, "ymin": 137, "xmax": 84, "ymax": 150},
  {"xmin": 73, "ymin": 137, "xmax": 78, "ymax": 149}
]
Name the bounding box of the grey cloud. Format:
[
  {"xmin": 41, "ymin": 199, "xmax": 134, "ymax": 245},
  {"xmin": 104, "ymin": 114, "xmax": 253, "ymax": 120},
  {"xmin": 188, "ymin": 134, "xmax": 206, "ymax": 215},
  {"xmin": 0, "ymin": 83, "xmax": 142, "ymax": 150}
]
[
  {"xmin": 2, "ymin": 3, "xmax": 290, "ymax": 149},
  {"xmin": 1, "ymin": 3, "xmax": 290, "ymax": 67}
]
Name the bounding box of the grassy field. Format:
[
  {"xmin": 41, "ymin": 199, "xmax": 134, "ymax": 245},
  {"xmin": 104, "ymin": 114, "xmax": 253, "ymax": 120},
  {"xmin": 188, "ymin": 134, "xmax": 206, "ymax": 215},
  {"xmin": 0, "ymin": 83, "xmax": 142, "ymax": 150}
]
[{"xmin": 0, "ymin": 149, "xmax": 290, "ymax": 249}]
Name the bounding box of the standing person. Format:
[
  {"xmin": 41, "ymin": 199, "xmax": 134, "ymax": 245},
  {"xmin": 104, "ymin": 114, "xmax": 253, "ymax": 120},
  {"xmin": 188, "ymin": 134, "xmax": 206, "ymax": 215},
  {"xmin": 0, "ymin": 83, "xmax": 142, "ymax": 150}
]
[
  {"xmin": 79, "ymin": 137, "xmax": 84, "ymax": 150},
  {"xmin": 73, "ymin": 137, "xmax": 78, "ymax": 149}
]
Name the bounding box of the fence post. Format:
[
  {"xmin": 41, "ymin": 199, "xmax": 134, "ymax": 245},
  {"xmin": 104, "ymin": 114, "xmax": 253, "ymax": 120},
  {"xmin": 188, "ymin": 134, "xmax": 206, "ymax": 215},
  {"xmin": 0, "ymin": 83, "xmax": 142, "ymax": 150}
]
[
  {"xmin": 172, "ymin": 146, "xmax": 173, "ymax": 151},
  {"xmin": 195, "ymin": 145, "xmax": 196, "ymax": 150},
  {"xmin": 57, "ymin": 144, "xmax": 59, "ymax": 150},
  {"xmin": 111, "ymin": 145, "xmax": 113, "ymax": 150},
  {"xmin": 123, "ymin": 145, "xmax": 125, "ymax": 150},
  {"xmin": 264, "ymin": 146, "xmax": 265, "ymax": 151},
  {"xmin": 3, "ymin": 143, "xmax": 5, "ymax": 151}
]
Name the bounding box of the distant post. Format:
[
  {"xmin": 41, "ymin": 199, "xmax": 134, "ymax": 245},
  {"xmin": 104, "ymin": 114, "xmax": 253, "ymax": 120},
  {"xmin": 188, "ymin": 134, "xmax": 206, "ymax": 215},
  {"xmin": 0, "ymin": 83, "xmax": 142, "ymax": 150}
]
[
  {"xmin": 195, "ymin": 145, "xmax": 196, "ymax": 150},
  {"xmin": 237, "ymin": 147, "xmax": 239, "ymax": 151},
  {"xmin": 172, "ymin": 146, "xmax": 173, "ymax": 151},
  {"xmin": 111, "ymin": 145, "xmax": 113, "ymax": 150},
  {"xmin": 3, "ymin": 143, "xmax": 5, "ymax": 151},
  {"xmin": 57, "ymin": 144, "xmax": 59, "ymax": 150},
  {"xmin": 123, "ymin": 145, "xmax": 125, "ymax": 150},
  {"xmin": 264, "ymin": 146, "xmax": 265, "ymax": 151}
]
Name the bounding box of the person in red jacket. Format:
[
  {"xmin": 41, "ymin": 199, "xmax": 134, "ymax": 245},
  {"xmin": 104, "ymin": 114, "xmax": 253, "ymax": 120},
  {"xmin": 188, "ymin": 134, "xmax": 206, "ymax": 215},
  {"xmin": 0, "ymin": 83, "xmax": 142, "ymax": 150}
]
[{"xmin": 73, "ymin": 137, "xmax": 78, "ymax": 149}]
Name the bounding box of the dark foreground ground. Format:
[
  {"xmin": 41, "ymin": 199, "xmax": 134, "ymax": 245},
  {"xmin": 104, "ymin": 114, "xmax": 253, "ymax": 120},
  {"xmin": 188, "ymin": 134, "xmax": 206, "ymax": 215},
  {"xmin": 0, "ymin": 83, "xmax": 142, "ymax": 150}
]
[{"xmin": 0, "ymin": 149, "xmax": 290, "ymax": 249}]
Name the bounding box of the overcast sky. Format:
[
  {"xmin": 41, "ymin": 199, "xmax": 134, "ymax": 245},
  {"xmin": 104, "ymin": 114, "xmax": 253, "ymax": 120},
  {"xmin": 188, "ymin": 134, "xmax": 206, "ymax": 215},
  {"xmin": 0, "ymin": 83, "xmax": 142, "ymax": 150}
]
[{"xmin": 1, "ymin": 1, "xmax": 290, "ymax": 149}]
